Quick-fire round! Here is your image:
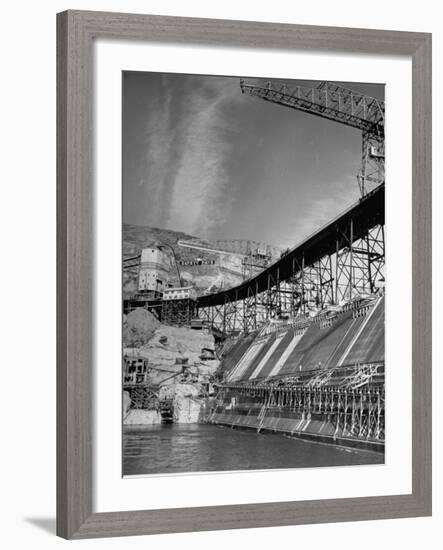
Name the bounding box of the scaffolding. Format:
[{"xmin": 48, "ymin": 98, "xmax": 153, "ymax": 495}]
[
  {"xmin": 197, "ymin": 185, "xmax": 385, "ymax": 335},
  {"xmin": 161, "ymin": 297, "xmax": 197, "ymax": 326},
  {"xmin": 218, "ymin": 361, "xmax": 385, "ymax": 442}
]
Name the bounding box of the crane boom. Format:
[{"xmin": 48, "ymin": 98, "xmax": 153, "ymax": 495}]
[
  {"xmin": 240, "ymin": 79, "xmax": 385, "ymax": 196},
  {"xmin": 240, "ymin": 80, "xmax": 384, "ymax": 137}
]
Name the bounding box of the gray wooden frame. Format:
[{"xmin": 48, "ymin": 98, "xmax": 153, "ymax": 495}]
[{"xmin": 57, "ymin": 9, "xmax": 432, "ymax": 539}]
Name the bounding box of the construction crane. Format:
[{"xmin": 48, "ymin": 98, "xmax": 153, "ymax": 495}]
[{"xmin": 240, "ymin": 79, "xmax": 385, "ymax": 197}]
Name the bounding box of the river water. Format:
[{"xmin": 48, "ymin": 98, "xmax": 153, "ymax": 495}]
[{"xmin": 123, "ymin": 424, "xmax": 383, "ymax": 476}]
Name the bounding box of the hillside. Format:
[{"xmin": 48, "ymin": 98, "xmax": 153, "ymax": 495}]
[{"xmin": 123, "ymin": 224, "xmax": 246, "ymax": 299}]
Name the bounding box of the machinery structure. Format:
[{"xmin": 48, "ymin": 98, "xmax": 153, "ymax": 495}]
[
  {"xmin": 137, "ymin": 245, "xmax": 173, "ymax": 297},
  {"xmin": 123, "ymin": 351, "xmax": 217, "ymax": 422},
  {"xmin": 196, "ymin": 79, "xmax": 385, "ymax": 335},
  {"xmin": 123, "ymin": 242, "xmax": 187, "ymax": 317},
  {"xmin": 242, "ymin": 244, "xmax": 273, "ymax": 280},
  {"xmin": 197, "ymin": 183, "xmax": 384, "ymax": 334},
  {"xmin": 161, "ymin": 286, "xmax": 198, "ymax": 326},
  {"xmin": 240, "ymin": 79, "xmax": 385, "ymax": 197}
]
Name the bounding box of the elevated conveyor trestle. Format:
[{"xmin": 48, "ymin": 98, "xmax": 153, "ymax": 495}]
[{"xmin": 198, "ymin": 186, "xmax": 385, "ymax": 335}]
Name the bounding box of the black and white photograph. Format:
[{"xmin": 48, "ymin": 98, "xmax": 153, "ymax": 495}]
[
  {"xmin": 3, "ymin": 0, "xmax": 439, "ymax": 544},
  {"xmin": 1, "ymin": 0, "xmax": 438, "ymax": 545},
  {"xmin": 122, "ymin": 71, "xmax": 386, "ymax": 476}
]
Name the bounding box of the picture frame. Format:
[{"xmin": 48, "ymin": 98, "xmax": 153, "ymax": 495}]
[{"xmin": 56, "ymin": 9, "xmax": 432, "ymax": 539}]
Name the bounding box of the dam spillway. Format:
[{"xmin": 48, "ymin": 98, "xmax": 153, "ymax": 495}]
[{"xmin": 210, "ymin": 294, "xmax": 385, "ymax": 451}]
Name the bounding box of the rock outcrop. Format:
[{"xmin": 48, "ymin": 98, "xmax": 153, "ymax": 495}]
[{"xmin": 171, "ymin": 384, "xmax": 201, "ymax": 423}]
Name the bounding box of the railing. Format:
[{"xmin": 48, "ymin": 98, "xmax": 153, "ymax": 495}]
[{"xmin": 219, "ymin": 361, "xmax": 385, "ymax": 392}]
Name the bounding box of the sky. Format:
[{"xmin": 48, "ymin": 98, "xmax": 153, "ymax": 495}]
[{"xmin": 123, "ymin": 72, "xmax": 384, "ymax": 249}]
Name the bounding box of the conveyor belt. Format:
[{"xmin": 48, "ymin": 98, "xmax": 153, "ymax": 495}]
[{"xmin": 198, "ymin": 184, "xmax": 384, "ymax": 308}]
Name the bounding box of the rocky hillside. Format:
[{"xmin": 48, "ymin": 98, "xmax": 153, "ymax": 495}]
[{"xmin": 123, "ymin": 224, "xmax": 245, "ymax": 298}]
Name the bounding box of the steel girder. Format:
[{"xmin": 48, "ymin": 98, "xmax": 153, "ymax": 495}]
[
  {"xmin": 335, "ymin": 222, "xmax": 385, "ymax": 303},
  {"xmin": 240, "ymin": 80, "xmax": 384, "ymax": 136},
  {"xmin": 197, "ymin": 220, "xmax": 385, "ymax": 334},
  {"xmin": 240, "ymin": 79, "xmax": 385, "ymax": 197}
]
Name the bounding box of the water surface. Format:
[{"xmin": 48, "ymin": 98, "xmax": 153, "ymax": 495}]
[{"xmin": 123, "ymin": 424, "xmax": 384, "ymax": 476}]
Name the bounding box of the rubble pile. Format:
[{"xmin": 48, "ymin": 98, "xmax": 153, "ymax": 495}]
[{"xmin": 123, "ymin": 308, "xmax": 160, "ymax": 348}]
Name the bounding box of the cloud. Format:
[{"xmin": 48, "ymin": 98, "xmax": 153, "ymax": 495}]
[
  {"xmin": 136, "ymin": 78, "xmax": 179, "ymax": 227},
  {"xmin": 129, "ymin": 75, "xmax": 243, "ymax": 238},
  {"xmin": 165, "ymin": 79, "xmax": 241, "ymax": 238},
  {"xmin": 125, "ymin": 72, "xmax": 372, "ymax": 251}
]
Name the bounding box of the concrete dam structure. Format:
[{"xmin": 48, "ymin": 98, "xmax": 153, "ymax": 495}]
[
  {"xmin": 210, "ymin": 294, "xmax": 385, "ymax": 451},
  {"xmin": 122, "ymin": 79, "xmax": 386, "ymax": 453}
]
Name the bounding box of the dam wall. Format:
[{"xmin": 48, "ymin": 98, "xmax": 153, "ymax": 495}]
[{"xmin": 211, "ymin": 295, "xmax": 385, "ymax": 451}]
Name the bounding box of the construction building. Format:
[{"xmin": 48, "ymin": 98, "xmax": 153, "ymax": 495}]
[{"xmin": 161, "ymin": 285, "xmax": 198, "ymax": 326}]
